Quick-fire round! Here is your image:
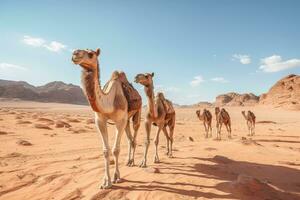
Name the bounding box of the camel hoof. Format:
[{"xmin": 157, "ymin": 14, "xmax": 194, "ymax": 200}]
[
  {"xmin": 129, "ymin": 159, "xmax": 135, "ymax": 167},
  {"xmin": 113, "ymin": 178, "xmax": 122, "ymax": 184},
  {"xmin": 126, "ymin": 159, "xmax": 135, "ymax": 167},
  {"xmin": 168, "ymin": 154, "xmax": 173, "ymax": 158},
  {"xmin": 139, "ymin": 160, "xmax": 147, "ymax": 168},
  {"xmin": 113, "ymin": 173, "xmax": 121, "ymax": 184},
  {"xmin": 100, "ymin": 181, "xmax": 112, "ymax": 189}
]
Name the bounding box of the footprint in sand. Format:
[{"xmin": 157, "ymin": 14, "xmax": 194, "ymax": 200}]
[
  {"xmin": 17, "ymin": 120, "xmax": 32, "ymax": 125},
  {"xmin": 67, "ymin": 118, "xmax": 81, "ymax": 123},
  {"xmin": 37, "ymin": 118, "xmax": 55, "ymax": 125},
  {"xmin": 34, "ymin": 124, "xmax": 52, "ymax": 130},
  {"xmin": 16, "ymin": 139, "xmax": 32, "ymax": 146},
  {"xmin": 0, "ymin": 131, "xmax": 9, "ymax": 135},
  {"xmin": 55, "ymin": 120, "xmax": 71, "ymax": 128}
]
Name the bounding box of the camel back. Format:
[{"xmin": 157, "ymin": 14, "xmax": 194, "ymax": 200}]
[
  {"xmin": 248, "ymin": 111, "xmax": 256, "ymax": 121},
  {"xmin": 106, "ymin": 71, "xmax": 142, "ymax": 112},
  {"xmin": 220, "ymin": 109, "xmax": 229, "ymax": 120},
  {"xmin": 204, "ymin": 109, "xmax": 212, "ymax": 120}
]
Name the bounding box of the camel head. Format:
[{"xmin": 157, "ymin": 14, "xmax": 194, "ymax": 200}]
[
  {"xmin": 134, "ymin": 72, "xmax": 154, "ymax": 87},
  {"xmin": 241, "ymin": 110, "xmax": 246, "ymax": 115},
  {"xmin": 215, "ymin": 107, "xmax": 220, "ymax": 114},
  {"xmin": 72, "ymin": 48, "xmax": 100, "ymax": 70},
  {"xmin": 196, "ymin": 110, "xmax": 201, "ymax": 117}
]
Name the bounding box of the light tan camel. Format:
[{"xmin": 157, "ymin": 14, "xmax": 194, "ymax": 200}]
[
  {"xmin": 196, "ymin": 109, "xmax": 212, "ymax": 138},
  {"xmin": 72, "ymin": 48, "xmax": 142, "ymax": 189},
  {"xmin": 135, "ymin": 73, "xmax": 176, "ymax": 167},
  {"xmin": 215, "ymin": 107, "xmax": 231, "ymax": 140},
  {"xmin": 242, "ymin": 110, "xmax": 256, "ymax": 136}
]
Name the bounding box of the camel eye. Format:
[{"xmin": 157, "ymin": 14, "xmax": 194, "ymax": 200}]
[{"xmin": 88, "ymin": 52, "xmax": 94, "ymax": 58}]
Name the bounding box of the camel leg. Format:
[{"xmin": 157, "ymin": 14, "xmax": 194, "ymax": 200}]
[
  {"xmin": 95, "ymin": 116, "xmax": 112, "ymax": 189},
  {"xmin": 112, "ymin": 118, "xmax": 127, "ymax": 183},
  {"xmin": 168, "ymin": 122, "xmax": 175, "ymax": 158},
  {"xmin": 209, "ymin": 121, "xmax": 213, "ymax": 138},
  {"xmin": 218, "ymin": 123, "xmax": 222, "ymax": 140},
  {"xmin": 252, "ymin": 122, "xmax": 255, "ymax": 136},
  {"xmin": 215, "ymin": 121, "xmax": 219, "ymax": 138},
  {"xmin": 124, "ymin": 121, "xmax": 133, "ymax": 166},
  {"xmin": 139, "ymin": 120, "xmax": 151, "ymax": 168},
  {"xmin": 154, "ymin": 125, "xmax": 162, "ymax": 163},
  {"xmin": 130, "ymin": 110, "xmax": 141, "ymax": 167},
  {"xmin": 204, "ymin": 122, "xmax": 208, "ymax": 138},
  {"xmin": 227, "ymin": 122, "xmax": 232, "ymax": 138},
  {"xmin": 247, "ymin": 121, "xmax": 251, "ymax": 136},
  {"xmin": 162, "ymin": 126, "xmax": 170, "ymax": 156}
]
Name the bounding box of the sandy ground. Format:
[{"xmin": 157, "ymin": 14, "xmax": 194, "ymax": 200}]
[{"xmin": 0, "ymin": 101, "xmax": 299, "ymax": 200}]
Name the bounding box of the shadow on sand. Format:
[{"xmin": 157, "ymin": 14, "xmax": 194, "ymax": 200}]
[{"xmin": 91, "ymin": 155, "xmax": 300, "ymax": 200}]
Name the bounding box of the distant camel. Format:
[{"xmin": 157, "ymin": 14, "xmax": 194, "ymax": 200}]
[
  {"xmin": 215, "ymin": 107, "xmax": 231, "ymax": 140},
  {"xmin": 241, "ymin": 110, "xmax": 256, "ymax": 136},
  {"xmin": 196, "ymin": 109, "xmax": 212, "ymax": 138}
]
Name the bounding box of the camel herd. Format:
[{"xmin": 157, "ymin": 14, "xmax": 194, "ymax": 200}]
[
  {"xmin": 71, "ymin": 48, "xmax": 256, "ymax": 189},
  {"xmin": 196, "ymin": 108, "xmax": 256, "ymax": 140}
]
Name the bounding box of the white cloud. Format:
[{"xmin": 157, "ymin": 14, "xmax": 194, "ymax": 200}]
[
  {"xmin": 22, "ymin": 35, "xmax": 67, "ymax": 53},
  {"xmin": 190, "ymin": 75, "xmax": 204, "ymax": 87},
  {"xmin": 259, "ymin": 55, "xmax": 300, "ymax": 73},
  {"xmin": 155, "ymin": 85, "xmax": 180, "ymax": 93},
  {"xmin": 44, "ymin": 41, "xmax": 66, "ymax": 52},
  {"xmin": 232, "ymin": 54, "xmax": 251, "ymax": 64},
  {"xmin": 211, "ymin": 77, "xmax": 229, "ymax": 83},
  {"xmin": 23, "ymin": 35, "xmax": 45, "ymax": 47},
  {"xmin": 0, "ymin": 63, "xmax": 27, "ymax": 71}
]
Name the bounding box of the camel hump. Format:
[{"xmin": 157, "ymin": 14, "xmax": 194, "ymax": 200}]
[
  {"xmin": 248, "ymin": 111, "xmax": 256, "ymax": 120},
  {"xmin": 157, "ymin": 93, "xmax": 175, "ymax": 114},
  {"xmin": 114, "ymin": 71, "xmax": 142, "ymax": 112},
  {"xmin": 204, "ymin": 109, "xmax": 212, "ymax": 119}
]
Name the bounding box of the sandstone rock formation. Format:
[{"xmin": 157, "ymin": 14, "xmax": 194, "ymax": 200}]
[
  {"xmin": 259, "ymin": 74, "xmax": 300, "ymax": 109},
  {"xmin": 215, "ymin": 92, "xmax": 259, "ymax": 106}
]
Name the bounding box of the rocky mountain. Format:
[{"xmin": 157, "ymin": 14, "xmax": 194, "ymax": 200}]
[
  {"xmin": 259, "ymin": 74, "xmax": 300, "ymax": 109},
  {"xmin": 0, "ymin": 80, "xmax": 87, "ymax": 105},
  {"xmin": 215, "ymin": 92, "xmax": 259, "ymax": 106}
]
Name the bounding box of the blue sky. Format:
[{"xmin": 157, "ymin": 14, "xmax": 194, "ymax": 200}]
[{"xmin": 1, "ymin": 0, "xmax": 300, "ymax": 104}]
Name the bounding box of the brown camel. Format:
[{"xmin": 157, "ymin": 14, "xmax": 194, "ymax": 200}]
[
  {"xmin": 242, "ymin": 110, "xmax": 256, "ymax": 136},
  {"xmin": 196, "ymin": 109, "xmax": 212, "ymax": 138},
  {"xmin": 72, "ymin": 48, "xmax": 142, "ymax": 189},
  {"xmin": 135, "ymin": 73, "xmax": 176, "ymax": 167},
  {"xmin": 215, "ymin": 107, "xmax": 231, "ymax": 140}
]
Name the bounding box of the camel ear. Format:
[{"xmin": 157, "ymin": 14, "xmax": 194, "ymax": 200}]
[
  {"xmin": 151, "ymin": 72, "xmax": 154, "ymax": 77},
  {"xmin": 96, "ymin": 48, "xmax": 101, "ymax": 56}
]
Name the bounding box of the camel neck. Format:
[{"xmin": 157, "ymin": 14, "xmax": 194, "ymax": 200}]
[
  {"xmin": 80, "ymin": 61, "xmax": 104, "ymax": 113},
  {"xmin": 144, "ymin": 84, "xmax": 157, "ymax": 118},
  {"xmin": 242, "ymin": 112, "xmax": 248, "ymax": 120}
]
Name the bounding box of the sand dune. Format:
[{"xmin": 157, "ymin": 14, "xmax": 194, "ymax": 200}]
[{"xmin": 0, "ymin": 101, "xmax": 299, "ymax": 199}]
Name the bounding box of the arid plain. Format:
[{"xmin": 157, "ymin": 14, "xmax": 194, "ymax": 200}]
[{"xmin": 0, "ymin": 100, "xmax": 299, "ymax": 200}]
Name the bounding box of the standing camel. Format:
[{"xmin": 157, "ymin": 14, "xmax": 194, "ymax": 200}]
[
  {"xmin": 196, "ymin": 109, "xmax": 212, "ymax": 138},
  {"xmin": 241, "ymin": 110, "xmax": 256, "ymax": 136},
  {"xmin": 215, "ymin": 107, "xmax": 232, "ymax": 140},
  {"xmin": 135, "ymin": 73, "xmax": 176, "ymax": 167},
  {"xmin": 72, "ymin": 48, "xmax": 142, "ymax": 189}
]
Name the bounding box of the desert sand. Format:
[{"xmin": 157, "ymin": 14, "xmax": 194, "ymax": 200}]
[{"xmin": 0, "ymin": 100, "xmax": 299, "ymax": 200}]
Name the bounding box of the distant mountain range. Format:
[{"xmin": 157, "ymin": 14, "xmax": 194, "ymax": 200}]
[
  {"xmin": 0, "ymin": 80, "xmax": 87, "ymax": 105},
  {"xmin": 0, "ymin": 74, "xmax": 299, "ymax": 109}
]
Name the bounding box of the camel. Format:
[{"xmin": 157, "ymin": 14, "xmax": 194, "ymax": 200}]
[
  {"xmin": 215, "ymin": 107, "xmax": 232, "ymax": 140},
  {"xmin": 196, "ymin": 109, "xmax": 212, "ymax": 138},
  {"xmin": 71, "ymin": 48, "xmax": 142, "ymax": 189},
  {"xmin": 134, "ymin": 73, "xmax": 176, "ymax": 167},
  {"xmin": 241, "ymin": 110, "xmax": 256, "ymax": 136}
]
